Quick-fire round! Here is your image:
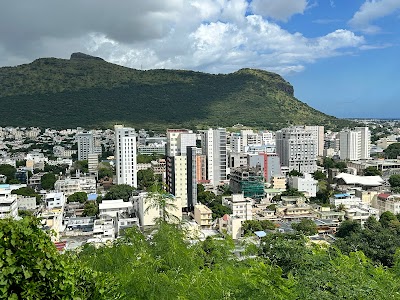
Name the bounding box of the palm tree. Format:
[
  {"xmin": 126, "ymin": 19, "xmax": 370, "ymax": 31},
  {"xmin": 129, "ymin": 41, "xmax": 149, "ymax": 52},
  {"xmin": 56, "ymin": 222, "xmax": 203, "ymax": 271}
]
[{"xmin": 144, "ymin": 182, "xmax": 179, "ymax": 223}]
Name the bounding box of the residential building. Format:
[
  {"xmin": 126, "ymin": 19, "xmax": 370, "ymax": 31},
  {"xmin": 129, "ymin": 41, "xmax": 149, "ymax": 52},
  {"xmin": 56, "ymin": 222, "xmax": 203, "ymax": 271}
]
[
  {"xmin": 194, "ymin": 204, "xmax": 213, "ymax": 229},
  {"xmin": 99, "ymin": 199, "xmax": 134, "ymax": 218},
  {"xmin": 76, "ymin": 131, "xmax": 94, "ymax": 161},
  {"xmin": 373, "ymin": 193, "xmax": 400, "ymax": 215},
  {"xmin": 288, "ymin": 173, "xmax": 318, "ymax": 198},
  {"xmin": 222, "ymin": 193, "xmax": 253, "ymax": 220},
  {"xmin": 275, "ymin": 126, "xmax": 317, "ymax": 174},
  {"xmin": 248, "ymin": 152, "xmax": 281, "ymax": 183},
  {"xmin": 114, "ymin": 125, "xmax": 137, "ymax": 187},
  {"xmin": 0, "ymin": 188, "xmax": 18, "ymax": 219},
  {"xmin": 45, "ymin": 192, "xmax": 65, "ymax": 209},
  {"xmin": 200, "ymin": 128, "xmax": 227, "ymax": 186},
  {"xmin": 305, "ymin": 126, "xmax": 324, "ymax": 157},
  {"xmin": 339, "ymin": 127, "xmax": 371, "ymax": 160},
  {"xmin": 17, "ymin": 195, "xmax": 37, "ymax": 210}
]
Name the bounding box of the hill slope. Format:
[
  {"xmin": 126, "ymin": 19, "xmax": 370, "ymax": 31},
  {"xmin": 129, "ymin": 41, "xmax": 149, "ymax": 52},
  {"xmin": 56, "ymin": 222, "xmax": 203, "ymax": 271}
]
[{"xmin": 0, "ymin": 53, "xmax": 351, "ymax": 130}]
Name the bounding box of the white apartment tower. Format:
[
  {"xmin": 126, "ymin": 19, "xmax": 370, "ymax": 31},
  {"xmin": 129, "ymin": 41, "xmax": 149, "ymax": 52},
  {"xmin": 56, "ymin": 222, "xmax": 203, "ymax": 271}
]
[
  {"xmin": 114, "ymin": 125, "xmax": 137, "ymax": 187},
  {"xmin": 275, "ymin": 126, "xmax": 317, "ymax": 174},
  {"xmin": 200, "ymin": 128, "xmax": 227, "ymax": 186},
  {"xmin": 305, "ymin": 126, "xmax": 324, "ymax": 157},
  {"xmin": 339, "ymin": 127, "xmax": 370, "ymax": 160}
]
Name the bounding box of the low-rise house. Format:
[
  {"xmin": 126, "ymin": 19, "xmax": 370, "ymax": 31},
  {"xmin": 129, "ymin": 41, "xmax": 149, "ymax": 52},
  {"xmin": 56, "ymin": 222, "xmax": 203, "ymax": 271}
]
[
  {"xmin": 275, "ymin": 196, "xmax": 316, "ymax": 221},
  {"xmin": 0, "ymin": 187, "xmax": 18, "ymax": 219},
  {"xmin": 288, "ymin": 173, "xmax": 318, "ymax": 198},
  {"xmin": 222, "ymin": 194, "xmax": 253, "ymax": 220},
  {"xmin": 194, "ymin": 204, "xmax": 213, "ymax": 229},
  {"xmin": 99, "ymin": 199, "xmax": 133, "ymax": 218},
  {"xmin": 16, "ymin": 195, "xmax": 37, "ymax": 210}
]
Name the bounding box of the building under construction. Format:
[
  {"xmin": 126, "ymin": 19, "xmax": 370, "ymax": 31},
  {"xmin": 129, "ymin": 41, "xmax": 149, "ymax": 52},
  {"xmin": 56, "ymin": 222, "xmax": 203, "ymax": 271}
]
[{"xmin": 229, "ymin": 167, "xmax": 265, "ymax": 199}]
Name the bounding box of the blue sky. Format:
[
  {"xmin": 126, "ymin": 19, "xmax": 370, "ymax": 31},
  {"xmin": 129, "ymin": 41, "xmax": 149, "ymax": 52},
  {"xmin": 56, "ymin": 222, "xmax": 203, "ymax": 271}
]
[{"xmin": 0, "ymin": 0, "xmax": 399, "ymax": 118}]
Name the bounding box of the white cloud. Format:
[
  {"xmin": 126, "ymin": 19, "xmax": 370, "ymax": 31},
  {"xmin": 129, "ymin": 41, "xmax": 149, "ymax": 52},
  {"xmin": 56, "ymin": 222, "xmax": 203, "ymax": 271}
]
[
  {"xmin": 0, "ymin": 0, "xmax": 366, "ymax": 75},
  {"xmin": 349, "ymin": 0, "xmax": 400, "ymax": 33},
  {"xmin": 250, "ymin": 0, "xmax": 308, "ymax": 21}
]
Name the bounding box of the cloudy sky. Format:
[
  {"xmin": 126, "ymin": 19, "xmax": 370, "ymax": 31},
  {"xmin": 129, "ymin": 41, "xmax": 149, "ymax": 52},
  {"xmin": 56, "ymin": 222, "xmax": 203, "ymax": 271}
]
[{"xmin": 1, "ymin": 0, "xmax": 399, "ymax": 118}]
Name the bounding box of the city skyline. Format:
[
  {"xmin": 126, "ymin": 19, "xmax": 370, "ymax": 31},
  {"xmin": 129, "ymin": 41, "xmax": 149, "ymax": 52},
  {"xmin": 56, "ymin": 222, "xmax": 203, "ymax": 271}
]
[{"xmin": 0, "ymin": 1, "xmax": 399, "ymax": 119}]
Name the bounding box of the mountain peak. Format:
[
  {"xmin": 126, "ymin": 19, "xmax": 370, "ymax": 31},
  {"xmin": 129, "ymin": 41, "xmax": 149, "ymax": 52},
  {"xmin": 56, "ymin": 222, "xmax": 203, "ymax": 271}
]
[{"xmin": 70, "ymin": 52, "xmax": 104, "ymax": 61}]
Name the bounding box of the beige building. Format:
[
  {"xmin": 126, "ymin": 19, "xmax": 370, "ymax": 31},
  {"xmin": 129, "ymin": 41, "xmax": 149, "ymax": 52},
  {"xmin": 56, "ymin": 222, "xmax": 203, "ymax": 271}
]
[
  {"xmin": 222, "ymin": 194, "xmax": 252, "ymax": 220},
  {"xmin": 372, "ymin": 193, "xmax": 400, "ymax": 215},
  {"xmin": 194, "ymin": 204, "xmax": 213, "ymax": 229},
  {"xmin": 218, "ymin": 214, "xmax": 244, "ymax": 240},
  {"xmin": 275, "ymin": 196, "xmax": 315, "ymax": 221},
  {"xmin": 272, "ymin": 175, "xmax": 286, "ymax": 190}
]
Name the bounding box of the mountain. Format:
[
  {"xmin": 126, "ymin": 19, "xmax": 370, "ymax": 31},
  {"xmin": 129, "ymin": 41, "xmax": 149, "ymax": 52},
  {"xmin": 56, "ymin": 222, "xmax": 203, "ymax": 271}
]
[{"xmin": 0, "ymin": 53, "xmax": 352, "ymax": 130}]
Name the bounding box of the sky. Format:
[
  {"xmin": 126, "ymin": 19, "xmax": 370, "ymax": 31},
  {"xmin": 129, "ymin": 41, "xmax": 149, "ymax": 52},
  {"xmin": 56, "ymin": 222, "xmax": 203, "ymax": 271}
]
[{"xmin": 0, "ymin": 0, "xmax": 399, "ymax": 119}]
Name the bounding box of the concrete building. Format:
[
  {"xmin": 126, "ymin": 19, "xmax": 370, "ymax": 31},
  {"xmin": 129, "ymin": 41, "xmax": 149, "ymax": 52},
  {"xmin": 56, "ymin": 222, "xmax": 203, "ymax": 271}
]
[
  {"xmin": 0, "ymin": 188, "xmax": 18, "ymax": 219},
  {"xmin": 373, "ymin": 193, "xmax": 400, "ymax": 215},
  {"xmin": 305, "ymin": 126, "xmax": 324, "ymax": 157},
  {"xmin": 54, "ymin": 177, "xmax": 97, "ymax": 196},
  {"xmin": 248, "ymin": 152, "xmax": 281, "ymax": 183},
  {"xmin": 76, "ymin": 131, "xmax": 94, "ymax": 161},
  {"xmin": 87, "ymin": 153, "xmax": 99, "ymax": 174},
  {"xmin": 229, "ymin": 167, "xmax": 265, "ymax": 199},
  {"xmin": 99, "ymin": 199, "xmax": 134, "ymax": 218},
  {"xmin": 276, "ymin": 126, "xmax": 317, "ymax": 174},
  {"xmin": 17, "ymin": 195, "xmax": 37, "ymax": 210},
  {"xmin": 166, "ymin": 130, "xmax": 197, "ymax": 209},
  {"xmin": 200, "ymin": 128, "xmax": 227, "ymax": 186},
  {"xmin": 288, "ymin": 173, "xmax": 318, "ymax": 198},
  {"xmin": 45, "ymin": 192, "xmax": 65, "ymax": 209},
  {"xmin": 222, "ymin": 194, "xmax": 252, "ymax": 220},
  {"xmin": 194, "ymin": 204, "xmax": 213, "ymax": 229},
  {"xmin": 339, "ymin": 127, "xmax": 371, "ymax": 161},
  {"xmin": 114, "ymin": 125, "xmax": 137, "ymax": 187}
]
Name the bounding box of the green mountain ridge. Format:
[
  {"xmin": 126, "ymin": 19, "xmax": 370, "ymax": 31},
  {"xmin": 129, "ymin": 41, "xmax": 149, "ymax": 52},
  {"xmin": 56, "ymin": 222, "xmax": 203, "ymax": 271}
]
[{"xmin": 0, "ymin": 53, "xmax": 352, "ymax": 130}]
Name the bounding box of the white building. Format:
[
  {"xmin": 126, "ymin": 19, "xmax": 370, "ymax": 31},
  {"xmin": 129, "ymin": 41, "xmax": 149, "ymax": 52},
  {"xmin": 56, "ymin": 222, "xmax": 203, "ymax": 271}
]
[
  {"xmin": 90, "ymin": 218, "xmax": 116, "ymax": 243},
  {"xmin": 0, "ymin": 188, "xmax": 18, "ymax": 219},
  {"xmin": 99, "ymin": 199, "xmax": 133, "ymax": 218},
  {"xmin": 114, "ymin": 125, "xmax": 137, "ymax": 187},
  {"xmin": 373, "ymin": 193, "xmax": 400, "ymax": 215},
  {"xmin": 305, "ymin": 126, "xmax": 324, "ymax": 157},
  {"xmin": 45, "ymin": 192, "xmax": 65, "ymax": 209},
  {"xmin": 275, "ymin": 126, "xmax": 317, "ymax": 174},
  {"xmin": 200, "ymin": 128, "xmax": 227, "ymax": 186},
  {"xmin": 222, "ymin": 194, "xmax": 252, "ymax": 220},
  {"xmin": 339, "ymin": 127, "xmax": 370, "ymax": 161},
  {"xmin": 288, "ymin": 173, "xmax": 318, "ymax": 198},
  {"xmin": 17, "ymin": 195, "xmax": 37, "ymax": 210},
  {"xmin": 54, "ymin": 177, "xmax": 97, "ymax": 196}
]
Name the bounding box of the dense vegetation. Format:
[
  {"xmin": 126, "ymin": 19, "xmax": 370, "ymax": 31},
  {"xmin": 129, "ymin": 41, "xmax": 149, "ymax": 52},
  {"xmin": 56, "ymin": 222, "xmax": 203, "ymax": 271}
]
[
  {"xmin": 3, "ymin": 216, "xmax": 400, "ymax": 299},
  {"xmin": 0, "ymin": 53, "xmax": 354, "ymax": 130}
]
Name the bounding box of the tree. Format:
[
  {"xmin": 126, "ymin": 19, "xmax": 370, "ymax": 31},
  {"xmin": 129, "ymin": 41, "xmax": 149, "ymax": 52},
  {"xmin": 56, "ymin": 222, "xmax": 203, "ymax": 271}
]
[
  {"xmin": 312, "ymin": 170, "xmax": 326, "ymax": 180},
  {"xmin": 145, "ymin": 183, "xmax": 179, "ymax": 223},
  {"xmin": 98, "ymin": 167, "xmax": 113, "ymax": 179},
  {"xmin": 281, "ymin": 188, "xmax": 304, "ymax": 197},
  {"xmin": 0, "ymin": 217, "xmax": 119, "ymax": 299},
  {"xmin": 40, "ymin": 173, "xmax": 56, "ymax": 190},
  {"xmin": 322, "ymin": 157, "xmax": 335, "ymax": 169},
  {"xmin": 82, "ymin": 202, "xmax": 98, "ymax": 217},
  {"xmin": 335, "ymin": 220, "xmax": 361, "ymax": 238},
  {"xmin": 288, "ymin": 170, "xmax": 303, "ymax": 177},
  {"xmin": 389, "ymin": 174, "xmax": 400, "ymax": 188},
  {"xmin": 364, "ymin": 166, "xmax": 382, "ymax": 176},
  {"xmin": 379, "ymin": 211, "xmax": 398, "ymax": 229},
  {"xmin": 67, "ymin": 191, "xmax": 88, "ymax": 203},
  {"xmin": 11, "ymin": 187, "xmax": 41, "ymax": 204},
  {"xmin": 0, "ymin": 164, "xmax": 17, "ymax": 183},
  {"xmin": 104, "ymin": 184, "xmax": 135, "ymax": 202},
  {"xmin": 335, "ymin": 161, "xmax": 347, "ymax": 172},
  {"xmin": 384, "ymin": 143, "xmax": 400, "ymax": 159},
  {"xmin": 137, "ymin": 169, "xmax": 157, "ymax": 190},
  {"xmin": 291, "ymin": 219, "xmax": 318, "ymax": 236}
]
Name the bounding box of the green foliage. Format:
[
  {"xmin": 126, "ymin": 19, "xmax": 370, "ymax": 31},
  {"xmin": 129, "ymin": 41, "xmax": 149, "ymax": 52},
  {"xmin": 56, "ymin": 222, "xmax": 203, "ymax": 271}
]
[
  {"xmin": 335, "ymin": 216, "xmax": 400, "ymax": 266},
  {"xmin": 0, "ymin": 217, "xmax": 120, "ymax": 299},
  {"xmin": 137, "ymin": 169, "xmax": 157, "ymax": 190},
  {"xmin": 82, "ymin": 202, "xmax": 98, "ymax": 217},
  {"xmin": 44, "ymin": 163, "xmax": 69, "ymax": 175},
  {"xmin": 389, "ymin": 174, "xmax": 400, "ymax": 188},
  {"xmin": 98, "ymin": 167, "xmax": 113, "ymax": 179},
  {"xmin": 322, "ymin": 157, "xmax": 347, "ymax": 172},
  {"xmin": 0, "ymin": 57, "xmax": 355, "ymax": 130},
  {"xmin": 312, "ymin": 170, "xmax": 326, "ymax": 180},
  {"xmin": 291, "ymin": 219, "xmax": 318, "ymax": 236},
  {"xmin": 281, "ymin": 188, "xmax": 304, "ymax": 197},
  {"xmin": 104, "ymin": 184, "xmax": 135, "ymax": 202},
  {"xmin": 197, "ymin": 185, "xmax": 233, "ymax": 219},
  {"xmin": 67, "ymin": 191, "xmax": 88, "ymax": 203},
  {"xmin": 40, "ymin": 173, "xmax": 57, "ymax": 190},
  {"xmin": 145, "ymin": 183, "xmax": 179, "ymax": 223},
  {"xmin": 73, "ymin": 160, "xmax": 88, "ymax": 173},
  {"xmin": 0, "ymin": 164, "xmax": 16, "ymax": 183},
  {"xmin": 242, "ymin": 220, "xmax": 276, "ymax": 235},
  {"xmin": 137, "ymin": 154, "xmax": 164, "ymax": 164},
  {"xmin": 363, "ymin": 166, "xmax": 382, "ymax": 176},
  {"xmin": 288, "ymin": 170, "xmax": 303, "ymax": 177},
  {"xmin": 384, "ymin": 143, "xmax": 400, "ymax": 159}
]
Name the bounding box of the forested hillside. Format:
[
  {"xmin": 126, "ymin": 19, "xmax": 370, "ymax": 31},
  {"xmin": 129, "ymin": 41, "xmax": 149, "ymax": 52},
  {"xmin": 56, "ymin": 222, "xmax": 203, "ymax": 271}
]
[{"xmin": 0, "ymin": 53, "xmax": 353, "ymax": 130}]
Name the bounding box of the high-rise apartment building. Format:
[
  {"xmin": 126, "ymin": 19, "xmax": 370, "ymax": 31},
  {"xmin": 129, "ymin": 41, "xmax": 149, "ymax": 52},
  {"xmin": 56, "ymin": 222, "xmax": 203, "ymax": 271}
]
[
  {"xmin": 339, "ymin": 127, "xmax": 370, "ymax": 160},
  {"xmin": 114, "ymin": 125, "xmax": 137, "ymax": 187},
  {"xmin": 305, "ymin": 126, "xmax": 324, "ymax": 157},
  {"xmin": 275, "ymin": 126, "xmax": 317, "ymax": 174},
  {"xmin": 200, "ymin": 128, "xmax": 227, "ymax": 186},
  {"xmin": 166, "ymin": 129, "xmax": 197, "ymax": 209},
  {"xmin": 77, "ymin": 131, "xmax": 94, "ymax": 161}
]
